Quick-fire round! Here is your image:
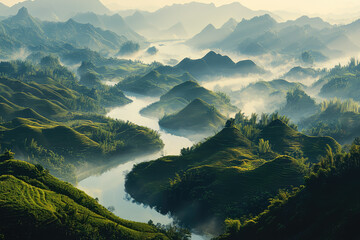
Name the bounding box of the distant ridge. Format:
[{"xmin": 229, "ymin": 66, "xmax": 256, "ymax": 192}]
[{"xmin": 7, "ymin": 0, "xmax": 110, "ymax": 21}]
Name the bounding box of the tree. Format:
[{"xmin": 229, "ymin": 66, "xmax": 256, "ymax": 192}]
[
  {"xmin": 0, "ymin": 149, "xmax": 15, "ymax": 162},
  {"xmin": 301, "ymin": 51, "xmax": 314, "ymax": 65}
]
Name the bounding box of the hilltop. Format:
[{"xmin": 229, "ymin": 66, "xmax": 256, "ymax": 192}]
[
  {"xmin": 5, "ymin": 0, "xmax": 110, "ymax": 21},
  {"xmin": 140, "ymin": 80, "xmax": 237, "ymax": 118},
  {"xmin": 156, "ymin": 51, "xmax": 265, "ymax": 79},
  {"xmin": 116, "ymin": 70, "xmax": 194, "ymax": 96},
  {"xmin": 0, "ymin": 156, "xmax": 173, "ymax": 239},
  {"xmin": 218, "ymin": 142, "xmax": 360, "ymax": 240},
  {"xmin": 126, "ymin": 117, "xmax": 339, "ymax": 233},
  {"xmin": 0, "ymin": 60, "xmax": 163, "ymax": 183},
  {"xmin": 0, "ymin": 8, "xmax": 133, "ymax": 57},
  {"xmin": 159, "ymin": 99, "xmax": 227, "ymax": 140}
]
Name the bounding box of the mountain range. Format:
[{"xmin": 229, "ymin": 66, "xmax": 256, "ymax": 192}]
[
  {"xmin": 188, "ymin": 13, "xmax": 360, "ymax": 60},
  {"xmin": 0, "ymin": 0, "xmax": 110, "ymax": 21},
  {"xmin": 122, "ymin": 2, "xmax": 279, "ymax": 38},
  {"xmin": 0, "ymin": 7, "xmax": 131, "ymax": 57},
  {"xmin": 156, "ymin": 51, "xmax": 265, "ymax": 79},
  {"xmin": 72, "ymin": 12, "xmax": 146, "ymax": 44}
]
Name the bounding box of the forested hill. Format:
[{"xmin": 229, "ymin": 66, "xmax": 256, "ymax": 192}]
[
  {"xmin": 126, "ymin": 114, "xmax": 340, "ymax": 233},
  {"xmin": 218, "ymin": 142, "xmax": 360, "ymax": 240},
  {"xmin": 0, "ymin": 151, "xmax": 185, "ymax": 240}
]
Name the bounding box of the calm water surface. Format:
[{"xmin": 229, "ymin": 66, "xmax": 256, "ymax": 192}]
[{"xmin": 78, "ymin": 94, "xmax": 208, "ymax": 239}]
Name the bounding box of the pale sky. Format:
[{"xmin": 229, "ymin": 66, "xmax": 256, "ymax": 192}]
[{"xmin": 1, "ymin": 0, "xmax": 360, "ymax": 15}]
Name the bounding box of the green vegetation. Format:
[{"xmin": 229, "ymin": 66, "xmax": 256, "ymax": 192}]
[
  {"xmin": 117, "ymin": 70, "xmax": 194, "ymax": 96},
  {"xmin": 77, "ymin": 59, "xmax": 155, "ymax": 83},
  {"xmin": 0, "ymin": 8, "xmax": 129, "ymax": 57},
  {"xmin": 0, "ymin": 59, "xmax": 164, "ymax": 183},
  {"xmin": 0, "ymin": 155, "xmax": 187, "ymax": 239},
  {"xmin": 218, "ymin": 141, "xmax": 360, "ymax": 240},
  {"xmin": 283, "ymin": 66, "xmax": 326, "ymax": 80},
  {"xmin": 141, "ymin": 80, "xmax": 237, "ymax": 118},
  {"xmin": 159, "ymin": 99, "xmax": 227, "ymax": 140},
  {"xmin": 156, "ymin": 51, "xmax": 265, "ymax": 79},
  {"xmin": 232, "ymin": 79, "xmax": 304, "ymax": 113},
  {"xmin": 126, "ymin": 116, "xmax": 339, "ymax": 232},
  {"xmin": 300, "ymin": 98, "xmax": 360, "ymax": 144},
  {"xmin": 279, "ymin": 88, "xmax": 319, "ymax": 121},
  {"xmin": 117, "ymin": 41, "xmax": 141, "ymax": 56},
  {"xmin": 317, "ymin": 58, "xmax": 360, "ymax": 101}
]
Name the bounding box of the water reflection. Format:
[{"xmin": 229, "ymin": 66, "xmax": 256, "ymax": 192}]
[{"xmin": 78, "ymin": 93, "xmax": 194, "ymax": 227}]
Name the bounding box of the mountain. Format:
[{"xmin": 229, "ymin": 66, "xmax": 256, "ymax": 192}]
[
  {"xmin": 7, "ymin": 0, "xmax": 110, "ymax": 21},
  {"xmin": 259, "ymin": 119, "xmax": 340, "ymax": 163},
  {"xmin": 126, "ymin": 119, "xmax": 336, "ymax": 233},
  {"xmin": 218, "ymin": 143, "xmax": 360, "ymax": 240},
  {"xmin": 72, "ymin": 12, "xmax": 146, "ymax": 44},
  {"xmin": 279, "ymin": 15, "xmax": 333, "ymax": 30},
  {"xmin": 116, "ymin": 70, "xmax": 190, "ymax": 96},
  {"xmin": 283, "ymin": 66, "xmax": 326, "ymax": 80},
  {"xmin": 186, "ymin": 24, "xmax": 233, "ymax": 49},
  {"xmin": 218, "ymin": 14, "xmax": 278, "ymax": 51},
  {"xmin": 0, "ymin": 157, "xmax": 170, "ymax": 239},
  {"xmin": 279, "ymin": 88, "xmax": 319, "ymax": 122},
  {"xmin": 229, "ymin": 79, "xmax": 304, "ymax": 114},
  {"xmin": 162, "ymin": 22, "xmax": 188, "ymax": 39},
  {"xmin": 0, "ymin": 8, "xmax": 129, "ymax": 56},
  {"xmin": 221, "ymin": 18, "xmax": 238, "ymax": 30},
  {"xmin": 140, "ymin": 80, "xmax": 237, "ymax": 119},
  {"xmin": 157, "ymin": 51, "xmax": 265, "ymax": 79},
  {"xmin": 0, "ymin": 60, "xmax": 163, "ymax": 182},
  {"xmin": 125, "ymin": 2, "xmax": 278, "ymax": 36},
  {"xmin": 300, "ymin": 99, "xmax": 360, "ymax": 145},
  {"xmin": 159, "ymin": 98, "xmax": 228, "ymax": 140},
  {"xmin": 187, "ymin": 13, "xmax": 357, "ymax": 59}
]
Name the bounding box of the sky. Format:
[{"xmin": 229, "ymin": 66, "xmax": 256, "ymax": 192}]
[{"xmin": 1, "ymin": 0, "xmax": 360, "ymax": 16}]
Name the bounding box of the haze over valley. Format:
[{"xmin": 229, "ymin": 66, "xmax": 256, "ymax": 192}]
[{"xmin": 0, "ymin": 0, "xmax": 359, "ymax": 239}]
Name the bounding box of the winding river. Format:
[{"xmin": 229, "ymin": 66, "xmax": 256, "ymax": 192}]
[{"xmin": 78, "ymin": 94, "xmax": 207, "ymax": 239}]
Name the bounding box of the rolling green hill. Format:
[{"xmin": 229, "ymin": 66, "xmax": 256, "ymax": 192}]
[
  {"xmin": 0, "ymin": 157, "xmax": 171, "ymax": 240},
  {"xmin": 259, "ymin": 119, "xmax": 340, "ymax": 163},
  {"xmin": 117, "ymin": 70, "xmax": 193, "ymax": 96},
  {"xmin": 0, "ymin": 61, "xmax": 163, "ymax": 183},
  {"xmin": 156, "ymin": 51, "xmax": 265, "ymax": 79},
  {"xmin": 159, "ymin": 99, "xmax": 227, "ymax": 140},
  {"xmin": 278, "ymin": 88, "xmax": 319, "ymax": 122},
  {"xmin": 231, "ymin": 79, "xmax": 304, "ymax": 113},
  {"xmin": 140, "ymin": 80, "xmax": 237, "ymax": 118},
  {"xmin": 218, "ymin": 143, "xmax": 360, "ymax": 240},
  {"xmin": 125, "ymin": 119, "xmax": 337, "ymax": 233},
  {"xmin": 300, "ymin": 98, "xmax": 360, "ymax": 144}
]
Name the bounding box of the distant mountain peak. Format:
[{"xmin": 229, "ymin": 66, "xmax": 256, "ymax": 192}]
[
  {"xmin": 203, "ymin": 51, "xmax": 235, "ymax": 65},
  {"xmin": 221, "ymin": 18, "xmax": 238, "ymax": 29},
  {"xmin": 204, "ymin": 24, "xmax": 216, "ymax": 30},
  {"xmin": 17, "ymin": 7, "xmax": 29, "ymax": 16},
  {"xmin": 203, "ymin": 50, "xmax": 218, "ymax": 58}
]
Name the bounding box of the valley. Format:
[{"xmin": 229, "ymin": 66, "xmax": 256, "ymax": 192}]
[{"xmin": 0, "ymin": 0, "xmax": 360, "ymax": 239}]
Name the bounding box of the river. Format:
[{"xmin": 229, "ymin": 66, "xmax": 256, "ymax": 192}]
[{"xmin": 78, "ymin": 94, "xmax": 208, "ymax": 239}]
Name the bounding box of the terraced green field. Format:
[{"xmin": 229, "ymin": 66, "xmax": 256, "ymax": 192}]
[{"xmin": 0, "ymin": 159, "xmax": 170, "ymax": 240}]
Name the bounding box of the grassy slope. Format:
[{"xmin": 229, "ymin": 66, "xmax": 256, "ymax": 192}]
[
  {"xmin": 259, "ymin": 119, "xmax": 341, "ymax": 163},
  {"xmin": 126, "ymin": 120, "xmax": 341, "ymax": 231},
  {"xmin": 218, "ymin": 147, "xmax": 360, "ymax": 240},
  {"xmin": 126, "ymin": 123, "xmax": 320, "ymax": 231},
  {"xmin": 0, "ymin": 76, "xmax": 163, "ymax": 182},
  {"xmin": 141, "ymin": 80, "xmax": 237, "ymax": 118},
  {"xmin": 117, "ymin": 71, "xmax": 190, "ymax": 96},
  {"xmin": 0, "ymin": 159, "xmax": 168, "ymax": 240},
  {"xmin": 159, "ymin": 99, "xmax": 227, "ymax": 136}
]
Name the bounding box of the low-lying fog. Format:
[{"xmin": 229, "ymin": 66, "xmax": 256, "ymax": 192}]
[{"xmin": 117, "ymin": 39, "xmax": 360, "ymax": 116}]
